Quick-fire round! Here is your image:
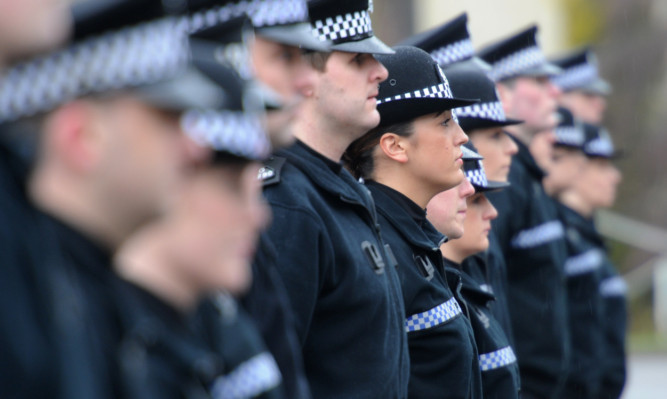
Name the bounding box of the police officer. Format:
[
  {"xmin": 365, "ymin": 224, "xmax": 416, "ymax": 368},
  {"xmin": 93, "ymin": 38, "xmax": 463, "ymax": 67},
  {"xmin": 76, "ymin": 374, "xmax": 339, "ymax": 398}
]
[
  {"xmin": 0, "ymin": 0, "xmax": 249, "ymax": 397},
  {"xmin": 478, "ymin": 26, "xmax": 571, "ymax": 399},
  {"xmin": 551, "ymin": 47, "xmax": 611, "ymax": 125},
  {"xmin": 345, "ymin": 45, "xmax": 483, "ymax": 399},
  {"xmin": 434, "ymin": 144, "xmax": 521, "ymax": 399},
  {"xmin": 552, "ymin": 121, "xmax": 627, "ymax": 399},
  {"xmin": 259, "ymin": 0, "xmax": 409, "ymax": 397}
]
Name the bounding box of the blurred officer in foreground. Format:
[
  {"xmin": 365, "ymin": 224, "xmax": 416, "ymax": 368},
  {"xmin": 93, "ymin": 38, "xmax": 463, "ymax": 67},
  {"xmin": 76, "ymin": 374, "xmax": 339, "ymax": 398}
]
[
  {"xmin": 114, "ymin": 17, "xmax": 286, "ymax": 398},
  {"xmin": 434, "ymin": 144, "xmax": 521, "ymax": 399},
  {"xmin": 553, "ymin": 122, "xmax": 627, "ymax": 399},
  {"xmin": 345, "ymin": 46, "xmax": 482, "ymax": 399},
  {"xmin": 478, "ymin": 26, "xmax": 571, "ymax": 399},
  {"xmin": 0, "ymin": 0, "xmax": 250, "ymax": 396},
  {"xmin": 444, "ymin": 62, "xmax": 522, "ymax": 344},
  {"xmin": 551, "ymin": 47, "xmax": 611, "ymax": 124},
  {"xmin": 259, "ymin": 0, "xmax": 411, "ymax": 397}
]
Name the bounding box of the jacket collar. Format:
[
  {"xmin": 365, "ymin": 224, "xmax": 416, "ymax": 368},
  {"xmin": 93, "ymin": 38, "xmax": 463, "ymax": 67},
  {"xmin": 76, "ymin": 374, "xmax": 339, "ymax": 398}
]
[{"xmin": 508, "ymin": 132, "xmax": 546, "ymax": 180}]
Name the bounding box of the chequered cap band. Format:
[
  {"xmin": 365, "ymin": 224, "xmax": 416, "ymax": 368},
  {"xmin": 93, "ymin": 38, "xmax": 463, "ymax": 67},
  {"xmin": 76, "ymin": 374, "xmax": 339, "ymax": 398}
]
[
  {"xmin": 465, "ymin": 160, "xmax": 490, "ymax": 189},
  {"xmin": 479, "ymin": 346, "xmax": 517, "ymax": 371},
  {"xmin": 600, "ymin": 276, "xmax": 627, "ymax": 297},
  {"xmin": 0, "ymin": 18, "xmax": 189, "ymax": 123},
  {"xmin": 585, "ymin": 131, "xmax": 615, "ymax": 157},
  {"xmin": 312, "ymin": 10, "xmax": 372, "ymax": 43},
  {"xmin": 456, "ymin": 101, "xmax": 508, "ymax": 122},
  {"xmin": 188, "ymin": 0, "xmax": 307, "ymax": 33},
  {"xmin": 430, "ymin": 38, "xmax": 475, "ymax": 67},
  {"xmin": 554, "ymin": 126, "xmax": 585, "ymax": 146},
  {"xmin": 511, "ymin": 220, "xmax": 564, "ymax": 249},
  {"xmin": 209, "ymin": 352, "xmax": 282, "ymax": 399},
  {"xmin": 551, "ymin": 63, "xmax": 598, "ymax": 91},
  {"xmin": 405, "ymin": 297, "xmax": 462, "ymax": 333},
  {"xmin": 565, "ymin": 248, "xmax": 604, "ymax": 276},
  {"xmin": 181, "ymin": 109, "xmax": 271, "ymax": 161},
  {"xmin": 378, "ymin": 65, "xmax": 454, "ymax": 106},
  {"xmin": 488, "ymin": 46, "xmax": 547, "ymax": 82}
]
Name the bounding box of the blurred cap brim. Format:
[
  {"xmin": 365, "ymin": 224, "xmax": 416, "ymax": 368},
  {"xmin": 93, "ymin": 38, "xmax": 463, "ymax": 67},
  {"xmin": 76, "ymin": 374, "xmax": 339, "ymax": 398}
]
[
  {"xmin": 331, "ymin": 36, "xmax": 395, "ymax": 55},
  {"xmin": 519, "ymin": 62, "xmax": 562, "ymax": 78},
  {"xmin": 257, "ymin": 23, "xmax": 331, "ymax": 52}
]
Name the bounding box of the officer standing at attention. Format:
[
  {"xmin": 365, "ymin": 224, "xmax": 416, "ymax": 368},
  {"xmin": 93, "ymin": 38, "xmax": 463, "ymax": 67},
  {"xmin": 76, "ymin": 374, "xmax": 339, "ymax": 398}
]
[
  {"xmin": 0, "ymin": 0, "xmax": 247, "ymax": 396},
  {"xmin": 345, "ymin": 45, "xmax": 484, "ymax": 399},
  {"xmin": 550, "ymin": 47, "xmax": 611, "ymax": 125},
  {"xmin": 432, "ymin": 143, "xmax": 521, "ymax": 399},
  {"xmin": 259, "ymin": 0, "xmax": 410, "ymax": 397},
  {"xmin": 477, "ymin": 26, "xmax": 571, "ymax": 399}
]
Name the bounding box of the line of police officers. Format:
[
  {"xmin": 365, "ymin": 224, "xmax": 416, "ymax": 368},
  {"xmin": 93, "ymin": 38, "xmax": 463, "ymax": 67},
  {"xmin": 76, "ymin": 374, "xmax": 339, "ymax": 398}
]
[{"xmin": 0, "ymin": 0, "xmax": 627, "ymax": 398}]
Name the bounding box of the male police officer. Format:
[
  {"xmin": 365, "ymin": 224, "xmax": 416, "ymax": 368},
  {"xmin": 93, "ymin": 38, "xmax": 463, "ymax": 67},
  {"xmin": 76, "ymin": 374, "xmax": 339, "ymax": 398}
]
[
  {"xmin": 478, "ymin": 26, "xmax": 571, "ymax": 399},
  {"xmin": 260, "ymin": 0, "xmax": 410, "ymax": 397}
]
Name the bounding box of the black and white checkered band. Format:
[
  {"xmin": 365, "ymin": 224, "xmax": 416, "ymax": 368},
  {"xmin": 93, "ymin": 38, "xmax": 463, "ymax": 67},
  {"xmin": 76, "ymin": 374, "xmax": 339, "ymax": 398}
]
[
  {"xmin": 0, "ymin": 18, "xmax": 189, "ymax": 124},
  {"xmin": 188, "ymin": 0, "xmax": 307, "ymax": 32},
  {"xmin": 510, "ymin": 220, "xmax": 564, "ymax": 249},
  {"xmin": 551, "ymin": 63, "xmax": 598, "ymax": 91},
  {"xmin": 488, "ymin": 45, "xmax": 546, "ymax": 82},
  {"xmin": 585, "ymin": 130, "xmax": 614, "ymax": 157},
  {"xmin": 555, "ymin": 126, "xmax": 585, "ymax": 146},
  {"xmin": 479, "ymin": 346, "xmax": 517, "ymax": 372},
  {"xmin": 465, "ymin": 160, "xmax": 489, "ymax": 189},
  {"xmin": 312, "ymin": 10, "xmax": 373, "ymax": 43},
  {"xmin": 378, "ymin": 65, "xmax": 453, "ymax": 106},
  {"xmin": 455, "ymin": 101, "xmax": 508, "ymax": 122},
  {"xmin": 181, "ymin": 109, "xmax": 271, "ymax": 160},
  {"xmin": 430, "ymin": 38, "xmax": 475, "ymax": 67},
  {"xmin": 209, "ymin": 352, "xmax": 282, "ymax": 399}
]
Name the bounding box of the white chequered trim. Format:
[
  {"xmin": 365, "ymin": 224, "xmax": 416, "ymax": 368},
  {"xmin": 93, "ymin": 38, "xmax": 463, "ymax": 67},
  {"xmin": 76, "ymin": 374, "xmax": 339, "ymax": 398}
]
[
  {"xmin": 430, "ymin": 38, "xmax": 475, "ymax": 66},
  {"xmin": 181, "ymin": 109, "xmax": 271, "ymax": 160},
  {"xmin": 584, "ymin": 129, "xmax": 615, "ymax": 158},
  {"xmin": 405, "ymin": 298, "xmax": 462, "ymax": 333},
  {"xmin": 312, "ymin": 10, "xmax": 372, "ymax": 42},
  {"xmin": 479, "ymin": 346, "xmax": 517, "ymax": 371},
  {"xmin": 510, "ymin": 220, "xmax": 565, "ymax": 249},
  {"xmin": 555, "ymin": 126, "xmax": 585, "ymax": 146},
  {"xmin": 488, "ymin": 46, "xmax": 546, "ymax": 82},
  {"xmin": 565, "ymin": 248, "xmax": 604, "ymax": 276},
  {"xmin": 456, "ymin": 101, "xmax": 507, "ymax": 122},
  {"xmin": 551, "ymin": 63, "xmax": 598, "ymax": 92},
  {"xmin": 209, "ymin": 352, "xmax": 282, "ymax": 399},
  {"xmin": 0, "ymin": 18, "xmax": 189, "ymax": 123},
  {"xmin": 187, "ymin": 0, "xmax": 307, "ymax": 33},
  {"xmin": 378, "ymin": 65, "xmax": 454, "ymax": 105},
  {"xmin": 600, "ymin": 276, "xmax": 627, "ymax": 297},
  {"xmin": 465, "ymin": 160, "xmax": 489, "ymax": 188}
]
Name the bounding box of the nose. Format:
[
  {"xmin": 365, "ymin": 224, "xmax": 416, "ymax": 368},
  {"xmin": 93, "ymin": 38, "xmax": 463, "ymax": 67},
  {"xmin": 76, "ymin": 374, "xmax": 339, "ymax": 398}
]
[
  {"xmin": 547, "ymin": 81, "xmax": 562, "ymax": 100},
  {"xmin": 454, "ymin": 122, "xmax": 469, "ymax": 146},
  {"xmin": 180, "ymin": 132, "xmax": 211, "ymax": 166},
  {"xmin": 484, "ymin": 197, "xmax": 499, "ymax": 220},
  {"xmin": 371, "ymin": 57, "xmax": 389, "ymax": 84},
  {"xmin": 503, "ymin": 132, "xmax": 519, "ymax": 155},
  {"xmin": 293, "ymin": 55, "xmax": 317, "ymax": 98},
  {"xmin": 459, "ymin": 177, "xmax": 475, "ymax": 199}
]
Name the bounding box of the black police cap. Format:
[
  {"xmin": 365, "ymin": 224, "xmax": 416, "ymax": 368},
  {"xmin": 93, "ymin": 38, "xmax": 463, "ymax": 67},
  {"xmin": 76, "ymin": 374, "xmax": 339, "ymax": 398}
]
[
  {"xmin": 550, "ymin": 47, "xmax": 611, "ymax": 95},
  {"xmin": 463, "ymin": 142, "xmax": 510, "ymax": 192}
]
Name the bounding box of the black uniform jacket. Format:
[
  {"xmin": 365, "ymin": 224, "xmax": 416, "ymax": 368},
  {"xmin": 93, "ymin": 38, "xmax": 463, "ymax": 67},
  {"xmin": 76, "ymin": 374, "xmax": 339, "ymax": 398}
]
[
  {"xmin": 116, "ymin": 284, "xmax": 284, "ymax": 399},
  {"xmin": 261, "ymin": 141, "xmax": 409, "ymax": 399},
  {"xmin": 559, "ymin": 205, "xmax": 627, "ymax": 399},
  {"xmin": 461, "ymin": 231, "xmax": 514, "ymax": 347},
  {"xmin": 366, "ymin": 181, "xmax": 482, "ymax": 399},
  {"xmin": 241, "ymin": 234, "xmax": 311, "ymax": 399},
  {"xmin": 486, "ymin": 135, "xmax": 570, "ymax": 399},
  {"xmin": 558, "ymin": 203, "xmax": 606, "ymax": 398},
  {"xmin": 450, "ymin": 260, "xmax": 521, "ymax": 399}
]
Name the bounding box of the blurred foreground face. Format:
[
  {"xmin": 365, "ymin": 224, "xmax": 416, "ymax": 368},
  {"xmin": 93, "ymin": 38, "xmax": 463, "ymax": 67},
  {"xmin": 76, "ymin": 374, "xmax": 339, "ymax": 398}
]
[
  {"xmin": 572, "ymin": 158, "xmax": 622, "ymax": 210},
  {"xmin": 468, "ymin": 127, "xmax": 518, "ymax": 182},
  {"xmin": 0, "ymin": 0, "xmax": 71, "ymax": 63},
  {"xmin": 91, "ymin": 95, "xmax": 207, "ymax": 232},
  {"xmin": 559, "ymin": 91, "xmax": 607, "ymax": 124},
  {"xmin": 164, "ymin": 162, "xmax": 270, "ymax": 295},
  {"xmin": 426, "ymin": 178, "xmax": 475, "ymax": 240},
  {"xmin": 251, "ymin": 35, "xmax": 317, "ymax": 148},
  {"xmin": 543, "ymin": 146, "xmax": 587, "ymax": 196},
  {"xmin": 499, "ymin": 76, "xmax": 560, "ymax": 135}
]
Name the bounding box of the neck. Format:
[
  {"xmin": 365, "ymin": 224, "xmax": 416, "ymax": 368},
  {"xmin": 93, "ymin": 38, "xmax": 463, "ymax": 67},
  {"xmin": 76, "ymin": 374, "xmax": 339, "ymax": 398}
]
[
  {"xmin": 115, "ymin": 224, "xmax": 199, "ymax": 312},
  {"xmin": 373, "ymin": 164, "xmax": 441, "ymax": 209},
  {"xmin": 439, "ymin": 242, "xmax": 467, "ymax": 264},
  {"xmin": 29, "ymin": 166, "xmax": 122, "ymax": 251},
  {"xmin": 559, "ymin": 190, "xmax": 594, "ymax": 218}
]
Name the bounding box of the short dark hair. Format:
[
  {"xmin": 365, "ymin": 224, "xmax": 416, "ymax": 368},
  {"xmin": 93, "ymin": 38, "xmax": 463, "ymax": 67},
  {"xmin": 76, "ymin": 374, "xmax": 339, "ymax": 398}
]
[
  {"xmin": 302, "ymin": 51, "xmax": 332, "ymax": 72},
  {"xmin": 343, "ymin": 121, "xmax": 414, "ymax": 180}
]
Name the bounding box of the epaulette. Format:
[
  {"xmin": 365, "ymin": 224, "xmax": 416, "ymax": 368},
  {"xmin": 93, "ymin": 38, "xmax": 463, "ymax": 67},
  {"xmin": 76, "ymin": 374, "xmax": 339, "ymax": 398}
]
[{"xmin": 258, "ymin": 156, "xmax": 286, "ymax": 187}]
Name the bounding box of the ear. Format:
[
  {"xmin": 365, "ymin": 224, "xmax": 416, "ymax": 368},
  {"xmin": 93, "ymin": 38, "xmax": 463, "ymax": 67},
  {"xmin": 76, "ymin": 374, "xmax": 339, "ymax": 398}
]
[
  {"xmin": 378, "ymin": 132, "xmax": 409, "ymax": 164},
  {"xmin": 46, "ymin": 100, "xmax": 102, "ymax": 173}
]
